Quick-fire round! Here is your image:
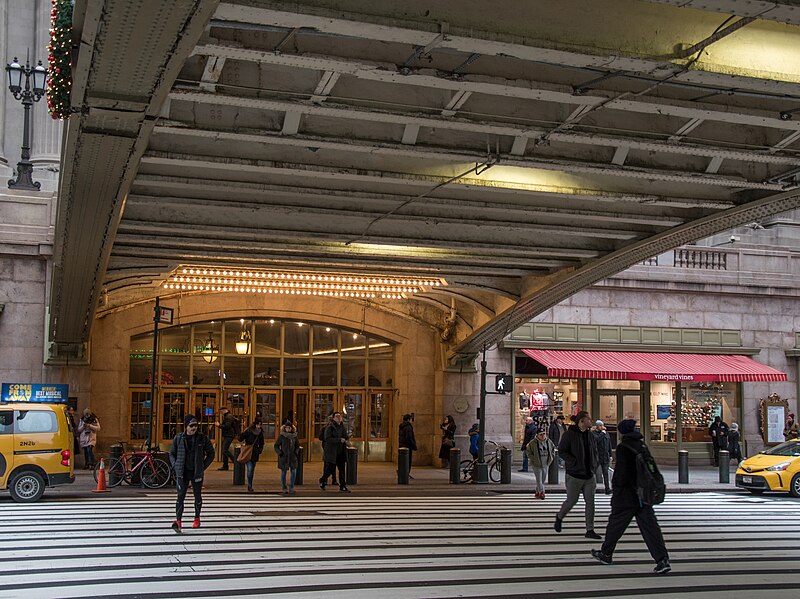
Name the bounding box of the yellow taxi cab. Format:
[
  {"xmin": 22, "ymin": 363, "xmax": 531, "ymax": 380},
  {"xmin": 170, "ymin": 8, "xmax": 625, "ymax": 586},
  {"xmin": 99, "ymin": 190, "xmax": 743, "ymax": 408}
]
[
  {"xmin": 736, "ymin": 438, "xmax": 800, "ymax": 497},
  {"xmin": 0, "ymin": 401, "xmax": 75, "ymax": 502}
]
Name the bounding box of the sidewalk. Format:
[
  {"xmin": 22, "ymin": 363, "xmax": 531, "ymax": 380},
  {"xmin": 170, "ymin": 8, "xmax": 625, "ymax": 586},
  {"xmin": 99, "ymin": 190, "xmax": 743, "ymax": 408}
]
[{"xmin": 59, "ymin": 460, "xmax": 745, "ymax": 498}]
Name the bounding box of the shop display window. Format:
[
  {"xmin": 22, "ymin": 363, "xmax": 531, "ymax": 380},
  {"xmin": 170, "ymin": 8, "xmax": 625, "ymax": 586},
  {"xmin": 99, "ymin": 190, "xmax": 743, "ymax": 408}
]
[
  {"xmin": 513, "ymin": 377, "xmax": 581, "ymax": 451},
  {"xmin": 650, "ymin": 381, "xmax": 739, "ymax": 443}
]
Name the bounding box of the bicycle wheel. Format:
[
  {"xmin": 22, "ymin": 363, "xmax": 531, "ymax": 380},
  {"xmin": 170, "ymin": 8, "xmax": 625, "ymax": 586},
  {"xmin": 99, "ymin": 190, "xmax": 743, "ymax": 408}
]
[
  {"xmin": 94, "ymin": 458, "xmax": 125, "ymax": 488},
  {"xmin": 460, "ymin": 459, "xmax": 474, "ymax": 483},
  {"xmin": 141, "ymin": 457, "xmax": 172, "ymax": 489},
  {"xmin": 489, "ymin": 461, "xmax": 501, "ymax": 483}
]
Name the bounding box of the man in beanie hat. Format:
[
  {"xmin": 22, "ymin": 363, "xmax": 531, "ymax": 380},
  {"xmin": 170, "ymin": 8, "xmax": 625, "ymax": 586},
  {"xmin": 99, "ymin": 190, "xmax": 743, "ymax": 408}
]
[
  {"xmin": 591, "ymin": 418, "xmax": 670, "ymax": 575},
  {"xmin": 554, "ymin": 410, "xmax": 601, "ymax": 539},
  {"xmin": 169, "ymin": 415, "xmax": 214, "ymax": 533}
]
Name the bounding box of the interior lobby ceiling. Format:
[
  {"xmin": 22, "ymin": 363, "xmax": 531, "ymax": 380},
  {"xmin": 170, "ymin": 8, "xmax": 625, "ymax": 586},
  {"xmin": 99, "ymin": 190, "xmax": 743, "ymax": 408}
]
[{"xmin": 51, "ymin": 0, "xmax": 800, "ymax": 359}]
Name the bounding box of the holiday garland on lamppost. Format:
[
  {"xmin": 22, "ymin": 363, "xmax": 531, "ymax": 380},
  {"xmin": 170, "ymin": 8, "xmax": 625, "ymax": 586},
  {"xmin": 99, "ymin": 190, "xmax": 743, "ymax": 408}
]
[{"xmin": 47, "ymin": 0, "xmax": 72, "ymax": 120}]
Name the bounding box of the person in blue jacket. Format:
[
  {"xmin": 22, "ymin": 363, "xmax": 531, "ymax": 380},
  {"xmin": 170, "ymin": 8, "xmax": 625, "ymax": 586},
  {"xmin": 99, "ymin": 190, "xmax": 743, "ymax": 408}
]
[{"xmin": 468, "ymin": 422, "xmax": 480, "ymax": 460}]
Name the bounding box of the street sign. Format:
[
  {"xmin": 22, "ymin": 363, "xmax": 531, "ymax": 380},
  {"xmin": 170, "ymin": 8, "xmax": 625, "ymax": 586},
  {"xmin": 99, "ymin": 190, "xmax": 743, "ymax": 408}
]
[
  {"xmin": 495, "ymin": 374, "xmax": 513, "ymax": 394},
  {"xmin": 156, "ymin": 306, "xmax": 174, "ymax": 324}
]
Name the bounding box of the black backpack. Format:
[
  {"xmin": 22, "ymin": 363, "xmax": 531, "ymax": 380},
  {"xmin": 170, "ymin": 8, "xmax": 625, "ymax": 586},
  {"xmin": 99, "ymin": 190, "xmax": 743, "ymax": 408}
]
[
  {"xmin": 634, "ymin": 443, "xmax": 666, "ymax": 505},
  {"xmin": 318, "ymin": 425, "xmax": 326, "ymax": 444}
]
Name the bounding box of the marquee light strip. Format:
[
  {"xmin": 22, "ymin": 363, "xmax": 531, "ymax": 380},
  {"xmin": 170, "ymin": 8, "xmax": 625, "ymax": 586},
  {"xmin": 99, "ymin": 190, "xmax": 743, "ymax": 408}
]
[{"xmin": 163, "ymin": 267, "xmax": 446, "ymax": 300}]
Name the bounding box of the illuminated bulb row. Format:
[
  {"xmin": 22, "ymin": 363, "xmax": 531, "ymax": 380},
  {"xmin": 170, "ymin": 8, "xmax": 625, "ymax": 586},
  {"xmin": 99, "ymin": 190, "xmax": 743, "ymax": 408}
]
[
  {"xmin": 179, "ymin": 268, "xmax": 442, "ymax": 288},
  {"xmin": 171, "ymin": 276, "xmax": 419, "ymax": 293},
  {"xmin": 163, "ymin": 283, "xmax": 403, "ymax": 299}
]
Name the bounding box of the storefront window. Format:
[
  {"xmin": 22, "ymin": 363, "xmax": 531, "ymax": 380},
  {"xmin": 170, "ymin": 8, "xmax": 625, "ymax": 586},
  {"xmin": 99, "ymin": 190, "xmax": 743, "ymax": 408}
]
[
  {"xmin": 223, "ymin": 356, "xmax": 251, "ymax": 386},
  {"xmin": 342, "ymin": 333, "xmax": 367, "ymax": 357},
  {"xmin": 650, "ymin": 381, "xmax": 740, "ymax": 443},
  {"xmin": 341, "ymin": 359, "xmax": 366, "ymax": 386},
  {"xmin": 160, "ymin": 355, "xmax": 190, "ymax": 385},
  {"xmin": 368, "ymin": 359, "xmax": 393, "ymax": 387},
  {"xmin": 284, "ymin": 358, "xmax": 309, "ymax": 386},
  {"xmin": 513, "ymin": 377, "xmax": 582, "ymax": 452}
]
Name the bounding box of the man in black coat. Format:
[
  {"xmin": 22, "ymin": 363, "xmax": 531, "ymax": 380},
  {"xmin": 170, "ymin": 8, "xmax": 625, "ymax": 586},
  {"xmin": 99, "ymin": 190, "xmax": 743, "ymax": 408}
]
[
  {"xmin": 592, "ymin": 420, "xmax": 613, "ymax": 494},
  {"xmin": 708, "ymin": 416, "xmax": 730, "ymax": 466},
  {"xmin": 399, "ymin": 414, "xmax": 418, "ymax": 478},
  {"xmin": 591, "ymin": 419, "xmax": 670, "ymax": 575},
  {"xmin": 554, "ymin": 410, "xmax": 601, "ymax": 539},
  {"xmin": 169, "ymin": 415, "xmax": 214, "ymax": 533},
  {"xmin": 216, "ymin": 408, "xmax": 238, "ymax": 470},
  {"xmin": 519, "ymin": 417, "xmax": 537, "ymax": 472},
  {"xmin": 319, "ymin": 411, "xmax": 350, "ymax": 492}
]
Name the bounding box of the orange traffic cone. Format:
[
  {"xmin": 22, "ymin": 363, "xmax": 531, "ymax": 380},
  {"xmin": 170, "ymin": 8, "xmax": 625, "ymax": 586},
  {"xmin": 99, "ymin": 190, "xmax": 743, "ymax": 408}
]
[{"xmin": 91, "ymin": 458, "xmax": 111, "ymax": 493}]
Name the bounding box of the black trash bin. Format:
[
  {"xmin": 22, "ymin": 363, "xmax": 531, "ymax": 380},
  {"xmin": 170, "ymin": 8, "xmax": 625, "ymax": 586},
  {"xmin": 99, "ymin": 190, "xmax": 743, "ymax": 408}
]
[
  {"xmin": 500, "ymin": 447, "xmax": 512, "ymax": 484},
  {"xmin": 346, "ymin": 446, "xmax": 358, "ymax": 486},
  {"xmin": 449, "ymin": 448, "xmax": 461, "ymax": 484},
  {"xmin": 295, "ymin": 446, "xmax": 304, "ymax": 486},
  {"xmin": 397, "ymin": 448, "xmax": 410, "ymax": 484},
  {"xmin": 233, "ymin": 446, "xmax": 245, "ymax": 486}
]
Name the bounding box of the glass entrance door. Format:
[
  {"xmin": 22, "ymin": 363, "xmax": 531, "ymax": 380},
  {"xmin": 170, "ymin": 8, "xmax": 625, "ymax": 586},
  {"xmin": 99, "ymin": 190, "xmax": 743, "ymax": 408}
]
[
  {"xmin": 256, "ymin": 391, "xmax": 278, "ymax": 443},
  {"xmin": 311, "ymin": 391, "xmax": 336, "ymax": 460},
  {"xmin": 192, "ymin": 391, "xmax": 219, "ymax": 439},
  {"xmin": 367, "ymin": 391, "xmax": 391, "ymax": 461},
  {"xmin": 598, "ymin": 391, "xmax": 642, "ymax": 448},
  {"xmin": 161, "ymin": 390, "xmax": 188, "ymax": 445}
]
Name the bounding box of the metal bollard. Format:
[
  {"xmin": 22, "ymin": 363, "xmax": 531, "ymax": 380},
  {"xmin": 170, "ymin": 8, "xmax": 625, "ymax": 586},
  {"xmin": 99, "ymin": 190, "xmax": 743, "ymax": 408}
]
[
  {"xmin": 233, "ymin": 446, "xmax": 245, "ymax": 486},
  {"xmin": 295, "ymin": 446, "xmax": 304, "ymax": 486},
  {"xmin": 108, "ymin": 444, "xmax": 123, "ymax": 487},
  {"xmin": 449, "ymin": 448, "xmax": 461, "ymax": 484},
  {"xmin": 346, "ymin": 446, "xmax": 358, "ymax": 486},
  {"xmin": 718, "ymin": 449, "xmax": 730, "ymax": 483},
  {"xmin": 500, "ymin": 447, "xmax": 512, "ymax": 484},
  {"xmin": 397, "ymin": 447, "xmax": 410, "ymax": 484},
  {"xmin": 547, "ymin": 449, "xmax": 559, "ymax": 485},
  {"xmin": 678, "ymin": 449, "xmax": 689, "ymax": 484}
]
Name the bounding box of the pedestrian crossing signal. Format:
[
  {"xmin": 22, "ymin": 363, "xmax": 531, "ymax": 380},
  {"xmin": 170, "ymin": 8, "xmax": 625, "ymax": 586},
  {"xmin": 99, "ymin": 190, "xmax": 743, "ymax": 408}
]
[{"xmin": 495, "ymin": 375, "xmax": 513, "ymax": 394}]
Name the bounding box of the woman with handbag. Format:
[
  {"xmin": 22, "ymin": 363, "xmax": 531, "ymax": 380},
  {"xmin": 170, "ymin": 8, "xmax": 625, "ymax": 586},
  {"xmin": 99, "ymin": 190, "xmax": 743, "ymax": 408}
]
[
  {"xmin": 438, "ymin": 415, "xmax": 457, "ymax": 468},
  {"xmin": 237, "ymin": 418, "xmax": 265, "ymax": 492}
]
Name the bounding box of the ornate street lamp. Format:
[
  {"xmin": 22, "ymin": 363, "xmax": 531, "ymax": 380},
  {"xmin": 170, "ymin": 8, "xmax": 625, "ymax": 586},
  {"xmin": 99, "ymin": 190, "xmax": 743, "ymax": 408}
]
[{"xmin": 6, "ymin": 56, "xmax": 47, "ymax": 190}]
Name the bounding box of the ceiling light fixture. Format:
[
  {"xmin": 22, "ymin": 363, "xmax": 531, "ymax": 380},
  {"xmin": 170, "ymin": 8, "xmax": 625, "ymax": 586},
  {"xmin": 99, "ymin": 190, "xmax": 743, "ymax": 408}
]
[{"xmin": 162, "ymin": 267, "xmax": 446, "ymax": 300}]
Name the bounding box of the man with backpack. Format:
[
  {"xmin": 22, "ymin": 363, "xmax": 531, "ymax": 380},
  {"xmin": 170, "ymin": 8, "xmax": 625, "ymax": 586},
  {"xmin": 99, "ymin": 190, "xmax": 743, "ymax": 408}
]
[
  {"xmin": 591, "ymin": 418, "xmax": 670, "ymax": 575},
  {"xmin": 216, "ymin": 408, "xmax": 239, "ymax": 471}
]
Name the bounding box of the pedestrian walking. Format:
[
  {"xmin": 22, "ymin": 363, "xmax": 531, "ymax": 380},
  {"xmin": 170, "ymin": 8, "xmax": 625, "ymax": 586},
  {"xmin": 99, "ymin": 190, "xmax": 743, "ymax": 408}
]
[
  {"xmin": 519, "ymin": 417, "xmax": 538, "ymax": 472},
  {"xmin": 526, "ymin": 429, "xmax": 555, "ymax": 499},
  {"xmin": 399, "ymin": 414, "xmax": 418, "ymax": 478},
  {"xmin": 438, "ymin": 415, "xmax": 457, "ymax": 468},
  {"xmin": 468, "ymin": 422, "xmax": 480, "ymax": 460},
  {"xmin": 216, "ymin": 407, "xmax": 239, "ymax": 471},
  {"xmin": 593, "ymin": 420, "xmax": 612, "ymax": 495},
  {"xmin": 238, "ymin": 418, "xmax": 265, "ymax": 492},
  {"xmin": 728, "ymin": 422, "xmax": 742, "ymax": 464},
  {"xmin": 169, "ymin": 415, "xmax": 214, "ymax": 533},
  {"xmin": 591, "ymin": 418, "xmax": 671, "ymax": 575},
  {"xmin": 274, "ymin": 420, "xmax": 300, "ymax": 494},
  {"xmin": 708, "ymin": 416, "xmax": 730, "ymax": 466},
  {"xmin": 77, "ymin": 409, "xmax": 100, "ymax": 470},
  {"xmin": 554, "ymin": 410, "xmax": 601, "ymax": 539},
  {"xmin": 319, "ymin": 411, "xmax": 350, "ymax": 492}
]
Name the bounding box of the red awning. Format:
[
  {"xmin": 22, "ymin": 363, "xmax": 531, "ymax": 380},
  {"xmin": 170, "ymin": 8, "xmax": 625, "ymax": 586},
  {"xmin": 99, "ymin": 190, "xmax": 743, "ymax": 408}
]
[{"xmin": 520, "ymin": 349, "xmax": 786, "ymax": 382}]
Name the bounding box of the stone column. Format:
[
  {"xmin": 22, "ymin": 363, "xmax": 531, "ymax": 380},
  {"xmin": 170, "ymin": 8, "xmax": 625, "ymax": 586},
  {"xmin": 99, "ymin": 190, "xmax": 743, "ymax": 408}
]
[
  {"xmin": 31, "ymin": 0, "xmax": 61, "ymax": 191},
  {"xmin": 0, "ymin": 0, "xmax": 11, "ymax": 175}
]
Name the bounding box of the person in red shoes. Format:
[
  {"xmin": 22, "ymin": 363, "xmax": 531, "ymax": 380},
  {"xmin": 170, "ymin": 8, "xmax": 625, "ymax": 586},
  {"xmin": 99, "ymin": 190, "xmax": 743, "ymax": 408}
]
[
  {"xmin": 526, "ymin": 429, "xmax": 555, "ymax": 499},
  {"xmin": 169, "ymin": 415, "xmax": 214, "ymax": 533}
]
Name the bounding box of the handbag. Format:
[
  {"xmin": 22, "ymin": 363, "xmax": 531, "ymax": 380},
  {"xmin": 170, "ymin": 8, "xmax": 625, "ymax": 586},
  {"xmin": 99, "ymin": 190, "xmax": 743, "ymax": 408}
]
[
  {"xmin": 442, "ymin": 437, "xmax": 455, "ymax": 448},
  {"xmin": 237, "ymin": 443, "xmax": 253, "ymax": 463}
]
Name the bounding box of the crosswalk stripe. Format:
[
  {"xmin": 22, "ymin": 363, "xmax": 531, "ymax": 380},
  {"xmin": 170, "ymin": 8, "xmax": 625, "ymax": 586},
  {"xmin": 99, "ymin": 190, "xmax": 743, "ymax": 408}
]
[{"xmin": 1, "ymin": 492, "xmax": 798, "ymax": 598}]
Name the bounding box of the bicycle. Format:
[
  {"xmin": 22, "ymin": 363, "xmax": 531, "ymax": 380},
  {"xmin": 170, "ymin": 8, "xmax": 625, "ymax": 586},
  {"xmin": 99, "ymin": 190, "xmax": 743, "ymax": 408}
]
[
  {"xmin": 93, "ymin": 442, "xmax": 173, "ymax": 489},
  {"xmin": 460, "ymin": 440, "xmax": 506, "ymax": 483}
]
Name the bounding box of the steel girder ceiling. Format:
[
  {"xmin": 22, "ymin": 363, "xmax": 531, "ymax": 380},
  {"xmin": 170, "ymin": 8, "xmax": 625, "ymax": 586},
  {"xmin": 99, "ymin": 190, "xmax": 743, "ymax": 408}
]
[{"xmin": 52, "ymin": 0, "xmax": 800, "ymax": 359}]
